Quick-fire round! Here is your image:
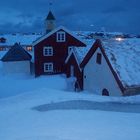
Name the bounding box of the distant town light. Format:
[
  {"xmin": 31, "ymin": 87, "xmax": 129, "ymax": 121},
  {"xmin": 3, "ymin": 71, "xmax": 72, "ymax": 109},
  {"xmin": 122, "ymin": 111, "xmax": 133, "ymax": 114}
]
[{"xmin": 115, "ymin": 37, "xmax": 124, "ymax": 41}]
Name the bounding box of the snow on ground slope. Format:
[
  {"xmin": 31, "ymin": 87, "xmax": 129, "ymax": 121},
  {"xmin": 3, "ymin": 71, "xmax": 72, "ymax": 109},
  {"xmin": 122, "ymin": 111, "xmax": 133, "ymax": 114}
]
[
  {"xmin": 0, "ymin": 85, "xmax": 140, "ymax": 140},
  {"xmin": 0, "ymin": 33, "xmax": 140, "ymax": 140},
  {"xmin": 0, "ymin": 74, "xmax": 67, "ymax": 98},
  {"xmin": 0, "ymin": 74, "xmax": 140, "ymax": 140},
  {"xmin": 0, "ymin": 63, "xmax": 67, "ymax": 98}
]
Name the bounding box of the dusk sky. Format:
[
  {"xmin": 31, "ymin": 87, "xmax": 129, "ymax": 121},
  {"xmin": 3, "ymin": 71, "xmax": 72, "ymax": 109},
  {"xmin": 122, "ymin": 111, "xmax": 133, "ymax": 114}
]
[{"xmin": 0, "ymin": 0, "xmax": 140, "ymax": 34}]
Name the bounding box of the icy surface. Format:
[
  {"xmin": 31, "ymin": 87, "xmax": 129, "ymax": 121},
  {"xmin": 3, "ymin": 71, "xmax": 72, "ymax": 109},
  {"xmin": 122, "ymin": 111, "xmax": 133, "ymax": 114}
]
[{"xmin": 34, "ymin": 100, "xmax": 140, "ymax": 113}]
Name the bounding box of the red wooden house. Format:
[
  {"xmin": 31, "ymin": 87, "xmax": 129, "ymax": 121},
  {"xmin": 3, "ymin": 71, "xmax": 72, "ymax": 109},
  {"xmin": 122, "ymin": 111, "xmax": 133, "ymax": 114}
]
[
  {"xmin": 65, "ymin": 40, "xmax": 94, "ymax": 90},
  {"xmin": 65, "ymin": 49, "xmax": 83, "ymax": 90},
  {"xmin": 33, "ymin": 26, "xmax": 86, "ymax": 76}
]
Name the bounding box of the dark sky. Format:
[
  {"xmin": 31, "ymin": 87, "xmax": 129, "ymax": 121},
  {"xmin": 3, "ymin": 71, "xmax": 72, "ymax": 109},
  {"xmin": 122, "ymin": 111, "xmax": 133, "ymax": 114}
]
[{"xmin": 0, "ymin": 0, "xmax": 140, "ymax": 34}]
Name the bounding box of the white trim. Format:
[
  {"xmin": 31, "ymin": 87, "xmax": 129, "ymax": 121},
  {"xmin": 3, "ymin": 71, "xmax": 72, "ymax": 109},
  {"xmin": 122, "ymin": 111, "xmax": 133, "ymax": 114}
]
[
  {"xmin": 43, "ymin": 46, "xmax": 53, "ymax": 56},
  {"xmin": 32, "ymin": 26, "xmax": 86, "ymax": 47},
  {"xmin": 44, "ymin": 63, "xmax": 53, "ymax": 72},
  {"xmin": 65, "ymin": 48, "xmax": 82, "ymax": 71},
  {"xmin": 68, "ymin": 46, "xmax": 73, "ymax": 54},
  {"xmin": 56, "ymin": 31, "xmax": 66, "ymax": 42}
]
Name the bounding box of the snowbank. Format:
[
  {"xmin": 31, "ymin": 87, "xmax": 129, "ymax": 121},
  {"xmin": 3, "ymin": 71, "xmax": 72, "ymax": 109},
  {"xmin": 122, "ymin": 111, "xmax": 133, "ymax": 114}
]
[{"xmin": 0, "ymin": 74, "xmax": 67, "ymax": 98}]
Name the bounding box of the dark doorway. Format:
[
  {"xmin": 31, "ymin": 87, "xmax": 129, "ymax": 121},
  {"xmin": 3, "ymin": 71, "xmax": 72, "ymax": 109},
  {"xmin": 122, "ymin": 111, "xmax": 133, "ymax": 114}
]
[{"xmin": 102, "ymin": 88, "xmax": 109, "ymax": 96}]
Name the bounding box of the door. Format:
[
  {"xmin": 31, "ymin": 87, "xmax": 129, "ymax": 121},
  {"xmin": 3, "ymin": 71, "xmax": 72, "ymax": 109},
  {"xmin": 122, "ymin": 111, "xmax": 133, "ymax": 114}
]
[{"xmin": 70, "ymin": 65, "xmax": 74, "ymax": 77}]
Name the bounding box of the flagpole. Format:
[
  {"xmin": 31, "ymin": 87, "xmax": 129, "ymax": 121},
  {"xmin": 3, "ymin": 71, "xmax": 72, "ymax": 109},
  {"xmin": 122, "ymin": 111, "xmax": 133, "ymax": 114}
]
[{"xmin": 49, "ymin": 1, "xmax": 53, "ymax": 11}]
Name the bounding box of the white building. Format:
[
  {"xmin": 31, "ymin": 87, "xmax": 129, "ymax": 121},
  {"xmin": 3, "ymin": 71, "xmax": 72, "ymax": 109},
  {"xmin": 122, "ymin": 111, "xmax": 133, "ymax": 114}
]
[
  {"xmin": 1, "ymin": 43, "xmax": 32, "ymax": 74},
  {"xmin": 80, "ymin": 39, "xmax": 140, "ymax": 96}
]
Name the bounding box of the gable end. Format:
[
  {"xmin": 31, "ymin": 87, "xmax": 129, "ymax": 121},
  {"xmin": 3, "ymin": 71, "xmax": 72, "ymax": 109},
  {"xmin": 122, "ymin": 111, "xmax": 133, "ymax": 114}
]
[{"xmin": 81, "ymin": 39, "xmax": 125, "ymax": 95}]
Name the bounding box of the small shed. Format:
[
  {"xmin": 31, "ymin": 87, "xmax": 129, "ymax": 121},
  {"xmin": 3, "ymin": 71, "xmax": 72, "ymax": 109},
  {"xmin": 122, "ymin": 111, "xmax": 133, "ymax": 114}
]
[
  {"xmin": 0, "ymin": 37, "xmax": 6, "ymax": 43},
  {"xmin": 1, "ymin": 43, "xmax": 32, "ymax": 74}
]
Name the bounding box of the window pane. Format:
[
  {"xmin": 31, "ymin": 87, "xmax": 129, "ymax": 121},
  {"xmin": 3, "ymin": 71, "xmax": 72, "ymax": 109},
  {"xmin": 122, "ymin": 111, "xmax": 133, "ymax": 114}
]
[
  {"xmin": 44, "ymin": 63, "xmax": 53, "ymax": 72},
  {"xmin": 57, "ymin": 32, "xmax": 66, "ymax": 42},
  {"xmin": 96, "ymin": 53, "xmax": 102, "ymax": 64},
  {"xmin": 44, "ymin": 47, "xmax": 53, "ymax": 56}
]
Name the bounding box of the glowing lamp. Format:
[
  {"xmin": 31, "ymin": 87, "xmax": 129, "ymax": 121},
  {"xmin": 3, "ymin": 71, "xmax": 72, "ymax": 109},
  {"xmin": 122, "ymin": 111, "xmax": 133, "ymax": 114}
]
[{"xmin": 115, "ymin": 37, "xmax": 123, "ymax": 41}]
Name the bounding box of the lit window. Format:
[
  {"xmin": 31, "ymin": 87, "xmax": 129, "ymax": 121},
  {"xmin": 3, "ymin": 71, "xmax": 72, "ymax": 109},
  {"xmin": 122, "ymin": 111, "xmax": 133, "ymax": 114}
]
[
  {"xmin": 115, "ymin": 37, "xmax": 124, "ymax": 41},
  {"xmin": 43, "ymin": 46, "xmax": 53, "ymax": 56},
  {"xmin": 26, "ymin": 46, "xmax": 32, "ymax": 51},
  {"xmin": 44, "ymin": 63, "xmax": 53, "ymax": 72},
  {"xmin": 96, "ymin": 53, "xmax": 102, "ymax": 64},
  {"xmin": 57, "ymin": 31, "xmax": 66, "ymax": 42}
]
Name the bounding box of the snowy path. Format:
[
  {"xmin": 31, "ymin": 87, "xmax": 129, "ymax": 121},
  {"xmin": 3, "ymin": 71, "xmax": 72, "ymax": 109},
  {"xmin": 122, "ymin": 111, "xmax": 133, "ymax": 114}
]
[{"xmin": 33, "ymin": 100, "xmax": 140, "ymax": 113}]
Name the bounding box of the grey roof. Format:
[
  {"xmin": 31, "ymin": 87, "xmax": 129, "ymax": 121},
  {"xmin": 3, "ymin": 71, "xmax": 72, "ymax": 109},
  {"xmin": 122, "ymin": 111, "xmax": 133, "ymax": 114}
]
[
  {"xmin": 46, "ymin": 11, "xmax": 55, "ymax": 20},
  {"xmin": 1, "ymin": 43, "xmax": 32, "ymax": 62}
]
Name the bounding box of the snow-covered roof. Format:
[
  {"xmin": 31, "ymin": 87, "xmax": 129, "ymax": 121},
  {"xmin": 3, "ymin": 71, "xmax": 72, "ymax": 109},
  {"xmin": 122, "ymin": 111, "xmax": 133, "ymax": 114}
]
[
  {"xmin": 0, "ymin": 34, "xmax": 41, "ymax": 46},
  {"xmin": 102, "ymin": 38, "xmax": 140, "ymax": 87},
  {"xmin": 0, "ymin": 51, "xmax": 7, "ymax": 60},
  {"xmin": 1, "ymin": 43, "xmax": 32, "ymax": 62},
  {"xmin": 74, "ymin": 39, "xmax": 95, "ymax": 63}
]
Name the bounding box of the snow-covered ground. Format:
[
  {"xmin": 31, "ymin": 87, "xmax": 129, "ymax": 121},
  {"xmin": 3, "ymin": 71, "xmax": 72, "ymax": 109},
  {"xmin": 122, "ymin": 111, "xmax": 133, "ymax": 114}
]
[
  {"xmin": 0, "ymin": 72, "xmax": 140, "ymax": 140},
  {"xmin": 1, "ymin": 32, "xmax": 140, "ymax": 139}
]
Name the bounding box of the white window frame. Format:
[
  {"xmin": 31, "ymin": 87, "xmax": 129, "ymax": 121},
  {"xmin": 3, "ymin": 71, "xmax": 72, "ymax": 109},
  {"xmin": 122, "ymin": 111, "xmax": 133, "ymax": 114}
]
[
  {"xmin": 56, "ymin": 31, "xmax": 66, "ymax": 42},
  {"xmin": 43, "ymin": 46, "xmax": 53, "ymax": 56},
  {"xmin": 44, "ymin": 63, "xmax": 53, "ymax": 72}
]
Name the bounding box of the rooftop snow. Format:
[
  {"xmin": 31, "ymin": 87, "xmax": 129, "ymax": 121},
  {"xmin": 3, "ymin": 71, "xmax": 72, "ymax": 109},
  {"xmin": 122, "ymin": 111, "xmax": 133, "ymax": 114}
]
[
  {"xmin": 74, "ymin": 39, "xmax": 95, "ymax": 63},
  {"xmin": 102, "ymin": 38, "xmax": 140, "ymax": 87},
  {"xmin": 0, "ymin": 34, "xmax": 41, "ymax": 46}
]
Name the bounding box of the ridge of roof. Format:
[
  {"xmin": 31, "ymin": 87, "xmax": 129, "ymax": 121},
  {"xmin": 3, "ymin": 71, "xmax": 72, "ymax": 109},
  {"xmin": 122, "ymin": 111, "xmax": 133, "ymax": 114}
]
[
  {"xmin": 80, "ymin": 39, "xmax": 101, "ymax": 67},
  {"xmin": 32, "ymin": 26, "xmax": 86, "ymax": 47}
]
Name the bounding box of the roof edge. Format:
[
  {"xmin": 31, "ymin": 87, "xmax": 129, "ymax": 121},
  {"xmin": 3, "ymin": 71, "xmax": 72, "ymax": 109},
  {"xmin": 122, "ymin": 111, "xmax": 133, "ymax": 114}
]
[{"xmin": 32, "ymin": 26, "xmax": 86, "ymax": 47}]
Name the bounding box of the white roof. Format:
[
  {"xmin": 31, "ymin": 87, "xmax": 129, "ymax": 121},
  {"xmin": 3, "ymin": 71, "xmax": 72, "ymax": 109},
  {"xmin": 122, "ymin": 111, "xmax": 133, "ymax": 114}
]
[
  {"xmin": 102, "ymin": 38, "xmax": 140, "ymax": 87},
  {"xmin": 0, "ymin": 34, "xmax": 41, "ymax": 46},
  {"xmin": 74, "ymin": 39, "xmax": 95, "ymax": 63},
  {"xmin": 0, "ymin": 51, "xmax": 7, "ymax": 59}
]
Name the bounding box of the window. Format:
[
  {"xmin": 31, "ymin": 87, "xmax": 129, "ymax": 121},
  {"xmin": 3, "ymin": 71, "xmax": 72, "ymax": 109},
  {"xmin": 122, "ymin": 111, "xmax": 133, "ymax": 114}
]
[
  {"xmin": 43, "ymin": 46, "xmax": 53, "ymax": 56},
  {"xmin": 96, "ymin": 53, "xmax": 102, "ymax": 64},
  {"xmin": 26, "ymin": 46, "xmax": 32, "ymax": 51},
  {"xmin": 57, "ymin": 31, "xmax": 66, "ymax": 42},
  {"xmin": 44, "ymin": 63, "xmax": 53, "ymax": 72}
]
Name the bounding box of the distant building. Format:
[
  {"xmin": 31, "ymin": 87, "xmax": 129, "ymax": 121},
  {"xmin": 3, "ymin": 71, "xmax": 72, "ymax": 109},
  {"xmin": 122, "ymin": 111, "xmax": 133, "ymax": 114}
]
[
  {"xmin": 0, "ymin": 37, "xmax": 6, "ymax": 43},
  {"xmin": 1, "ymin": 43, "xmax": 32, "ymax": 74},
  {"xmin": 45, "ymin": 11, "xmax": 56, "ymax": 34},
  {"xmin": 0, "ymin": 34, "xmax": 41, "ymax": 52}
]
